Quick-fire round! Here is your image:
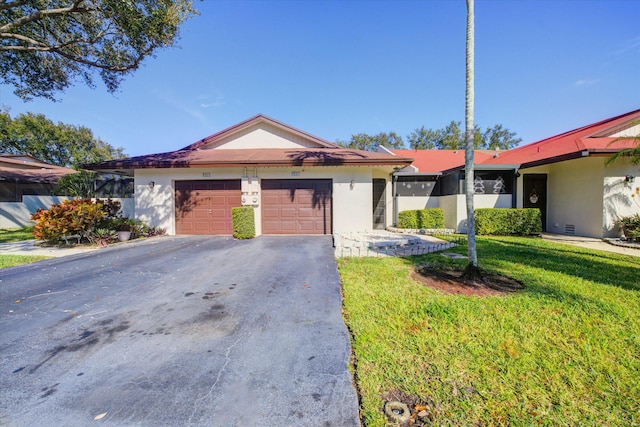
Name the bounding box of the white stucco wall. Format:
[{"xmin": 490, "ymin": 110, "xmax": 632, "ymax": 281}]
[
  {"xmin": 0, "ymin": 196, "xmax": 134, "ymax": 229},
  {"xmin": 519, "ymin": 159, "xmax": 604, "ymax": 237},
  {"xmin": 517, "ymin": 156, "xmax": 640, "ymax": 238},
  {"xmin": 603, "ymin": 159, "xmax": 640, "ymax": 236},
  {"xmin": 206, "ymin": 123, "xmax": 322, "ymax": 149},
  {"xmin": 407, "ymin": 194, "xmax": 511, "ymax": 232},
  {"xmin": 396, "ymin": 197, "xmax": 439, "ymax": 226},
  {"xmin": 438, "ymin": 195, "xmax": 466, "ymax": 231},
  {"xmin": 134, "ymin": 166, "xmax": 390, "ymax": 236}
]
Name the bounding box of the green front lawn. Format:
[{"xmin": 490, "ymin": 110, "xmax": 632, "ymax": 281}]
[
  {"xmin": 339, "ymin": 236, "xmax": 640, "ymax": 426},
  {"xmin": 0, "ymin": 227, "xmax": 35, "ymax": 243},
  {"xmin": 0, "ymin": 254, "xmax": 49, "ymax": 269}
]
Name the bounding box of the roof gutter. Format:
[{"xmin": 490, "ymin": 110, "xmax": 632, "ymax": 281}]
[
  {"xmin": 518, "ymin": 151, "xmax": 587, "ymax": 169},
  {"xmin": 393, "ymin": 171, "xmax": 443, "ymax": 176}
]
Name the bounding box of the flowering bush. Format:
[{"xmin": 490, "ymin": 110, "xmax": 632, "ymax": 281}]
[{"xmin": 31, "ymin": 199, "xmax": 121, "ymax": 244}]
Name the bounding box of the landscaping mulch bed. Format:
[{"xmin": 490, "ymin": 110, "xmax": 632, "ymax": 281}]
[{"xmin": 412, "ymin": 264, "xmax": 524, "ymax": 297}]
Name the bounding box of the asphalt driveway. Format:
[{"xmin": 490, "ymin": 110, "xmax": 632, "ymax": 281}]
[{"xmin": 0, "ymin": 236, "xmax": 360, "ymax": 426}]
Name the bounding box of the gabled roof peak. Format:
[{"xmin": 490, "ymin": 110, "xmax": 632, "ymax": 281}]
[{"xmin": 182, "ymin": 114, "xmax": 341, "ymax": 151}]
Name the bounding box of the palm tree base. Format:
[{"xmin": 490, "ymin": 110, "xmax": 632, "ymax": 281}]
[{"xmin": 462, "ymin": 263, "xmax": 483, "ymax": 281}]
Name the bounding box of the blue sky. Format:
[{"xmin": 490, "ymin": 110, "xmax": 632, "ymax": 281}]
[{"xmin": 1, "ymin": 0, "xmax": 639, "ymax": 157}]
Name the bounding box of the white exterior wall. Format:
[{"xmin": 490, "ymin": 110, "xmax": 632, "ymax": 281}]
[
  {"xmin": 439, "ymin": 195, "xmax": 466, "ymax": 231},
  {"xmin": 206, "ymin": 123, "xmax": 322, "ymax": 149},
  {"xmin": 437, "ymin": 194, "xmax": 512, "ymax": 232},
  {"xmin": 518, "ymin": 159, "xmax": 604, "ymax": 237},
  {"xmin": 517, "ymin": 156, "xmax": 640, "ymax": 238},
  {"xmin": 0, "ymin": 196, "xmax": 134, "ymax": 228},
  {"xmin": 134, "ymin": 166, "xmax": 386, "ymax": 236},
  {"xmin": 603, "ymin": 158, "xmax": 640, "ymax": 236},
  {"xmin": 396, "ymin": 196, "xmax": 440, "ymax": 212}
]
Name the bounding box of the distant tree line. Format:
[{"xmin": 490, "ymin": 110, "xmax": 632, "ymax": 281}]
[
  {"xmin": 337, "ymin": 121, "xmax": 521, "ymax": 152},
  {"xmin": 0, "ymin": 109, "xmax": 125, "ymax": 169}
]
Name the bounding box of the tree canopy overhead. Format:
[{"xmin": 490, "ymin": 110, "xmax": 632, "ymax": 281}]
[
  {"xmin": 337, "ymin": 122, "xmax": 521, "ymax": 151},
  {"xmin": 0, "ymin": 0, "xmax": 197, "ymax": 101},
  {"xmin": 0, "ymin": 109, "xmax": 125, "ymax": 169},
  {"xmin": 408, "ymin": 121, "xmax": 521, "ymax": 151},
  {"xmin": 338, "ymin": 132, "xmax": 405, "ymax": 152}
]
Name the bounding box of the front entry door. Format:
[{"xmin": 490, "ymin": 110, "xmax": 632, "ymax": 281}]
[
  {"xmin": 523, "ymin": 174, "xmax": 547, "ymax": 231},
  {"xmin": 372, "ymin": 179, "xmax": 386, "ymax": 230}
]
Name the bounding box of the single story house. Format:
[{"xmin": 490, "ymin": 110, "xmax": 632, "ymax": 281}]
[
  {"xmin": 0, "ymin": 154, "xmax": 76, "ymax": 202},
  {"xmin": 388, "ymin": 109, "xmax": 640, "ymax": 238},
  {"xmin": 86, "ymin": 114, "xmax": 414, "ymax": 236}
]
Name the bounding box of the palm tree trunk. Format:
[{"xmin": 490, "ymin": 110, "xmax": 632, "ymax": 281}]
[{"xmin": 464, "ymin": 0, "xmax": 480, "ymax": 276}]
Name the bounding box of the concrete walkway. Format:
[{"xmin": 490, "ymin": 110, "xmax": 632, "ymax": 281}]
[
  {"xmin": 542, "ymin": 233, "xmax": 640, "ymax": 258},
  {"xmin": 0, "ymin": 239, "xmax": 99, "ymax": 257}
]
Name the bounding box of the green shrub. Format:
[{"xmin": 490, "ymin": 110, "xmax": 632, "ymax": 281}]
[
  {"xmin": 99, "ymin": 217, "xmax": 148, "ymax": 239},
  {"xmin": 475, "ymin": 208, "xmax": 542, "ymax": 236},
  {"xmin": 232, "ymin": 206, "xmax": 255, "ymax": 239},
  {"xmin": 397, "ymin": 208, "xmax": 445, "ymax": 229},
  {"xmin": 616, "ymin": 214, "xmax": 640, "ymax": 242}
]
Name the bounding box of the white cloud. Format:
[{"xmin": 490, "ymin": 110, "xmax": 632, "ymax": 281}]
[
  {"xmin": 151, "ymin": 87, "xmax": 212, "ymax": 127},
  {"xmin": 615, "ymin": 36, "xmax": 640, "ymax": 55},
  {"xmin": 200, "ymin": 94, "xmax": 226, "ymax": 108},
  {"xmin": 574, "ymin": 78, "xmax": 599, "ymax": 87}
]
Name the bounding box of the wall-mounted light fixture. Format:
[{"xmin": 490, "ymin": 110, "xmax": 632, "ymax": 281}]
[
  {"xmin": 148, "ymin": 181, "xmax": 155, "ymax": 189},
  {"xmin": 625, "ymin": 175, "xmax": 635, "ymax": 183},
  {"xmin": 350, "ymin": 179, "xmax": 355, "ymax": 190}
]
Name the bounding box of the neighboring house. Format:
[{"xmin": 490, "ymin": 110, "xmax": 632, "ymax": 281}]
[
  {"xmin": 86, "ymin": 115, "xmax": 414, "ymax": 236},
  {"xmin": 387, "ymin": 109, "xmax": 640, "ymax": 238},
  {"xmin": 0, "ymin": 154, "xmax": 76, "ymax": 202}
]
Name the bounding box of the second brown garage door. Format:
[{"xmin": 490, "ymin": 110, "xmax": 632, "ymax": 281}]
[
  {"xmin": 261, "ymin": 179, "xmax": 332, "ymax": 235},
  {"xmin": 175, "ymin": 180, "xmax": 241, "ymax": 235}
]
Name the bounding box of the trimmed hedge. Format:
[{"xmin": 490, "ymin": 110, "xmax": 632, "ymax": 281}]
[
  {"xmin": 397, "ymin": 208, "xmax": 445, "ymax": 229},
  {"xmin": 475, "ymin": 208, "xmax": 542, "ymax": 236},
  {"xmin": 232, "ymin": 206, "xmax": 256, "ymax": 239}
]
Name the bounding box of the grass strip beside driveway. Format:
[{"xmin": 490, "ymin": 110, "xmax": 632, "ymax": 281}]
[
  {"xmin": 0, "ymin": 227, "xmax": 34, "ymax": 243},
  {"xmin": 339, "ymin": 236, "xmax": 640, "ymax": 426},
  {"xmin": 0, "ymin": 254, "xmax": 50, "ymax": 269}
]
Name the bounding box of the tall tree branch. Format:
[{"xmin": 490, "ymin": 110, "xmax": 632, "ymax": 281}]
[{"xmin": 0, "ymin": 0, "xmax": 89, "ymax": 33}]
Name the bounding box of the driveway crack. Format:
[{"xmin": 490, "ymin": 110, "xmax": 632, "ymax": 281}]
[{"xmin": 186, "ymin": 331, "xmax": 249, "ymax": 425}]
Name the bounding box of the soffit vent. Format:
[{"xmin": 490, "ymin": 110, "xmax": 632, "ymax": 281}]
[{"xmin": 564, "ymin": 224, "xmax": 576, "ymax": 235}]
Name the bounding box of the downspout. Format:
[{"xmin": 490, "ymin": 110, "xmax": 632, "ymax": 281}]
[
  {"xmin": 392, "ymin": 174, "xmax": 398, "ymax": 226},
  {"xmin": 513, "ymin": 170, "xmax": 519, "ymax": 208}
]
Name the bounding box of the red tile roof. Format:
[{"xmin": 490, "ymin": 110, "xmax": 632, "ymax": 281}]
[
  {"xmin": 392, "ymin": 149, "xmax": 499, "ymax": 173},
  {"xmin": 482, "ymin": 109, "xmax": 640, "ymax": 168},
  {"xmin": 392, "ymin": 109, "xmax": 640, "ymax": 172}
]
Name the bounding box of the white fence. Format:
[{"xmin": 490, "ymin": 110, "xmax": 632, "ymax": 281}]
[{"xmin": 0, "ymin": 196, "xmax": 135, "ymax": 229}]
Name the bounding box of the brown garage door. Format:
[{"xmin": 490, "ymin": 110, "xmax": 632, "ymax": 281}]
[
  {"xmin": 175, "ymin": 180, "xmax": 241, "ymax": 235},
  {"xmin": 262, "ymin": 179, "xmax": 332, "ymax": 235}
]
